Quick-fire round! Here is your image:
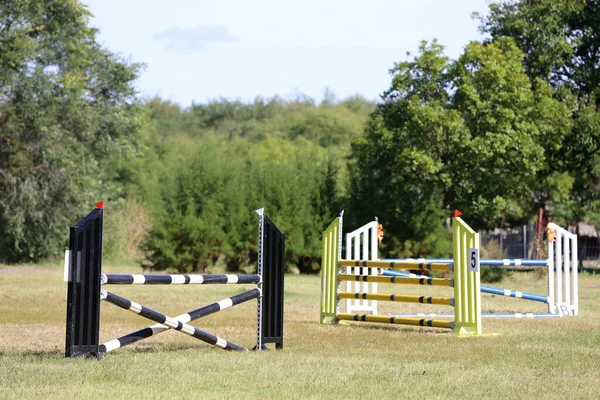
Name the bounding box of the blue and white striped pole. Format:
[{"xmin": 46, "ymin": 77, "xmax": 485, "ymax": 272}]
[
  {"xmin": 382, "ymin": 270, "xmax": 548, "ymax": 303},
  {"xmin": 382, "ymin": 258, "xmax": 548, "ymax": 267}
]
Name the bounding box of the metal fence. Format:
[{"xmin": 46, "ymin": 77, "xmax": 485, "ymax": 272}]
[{"xmin": 480, "ymin": 223, "xmax": 600, "ymax": 268}]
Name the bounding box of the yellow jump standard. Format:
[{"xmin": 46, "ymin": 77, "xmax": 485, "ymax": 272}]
[{"xmin": 320, "ymin": 213, "xmax": 482, "ymax": 335}]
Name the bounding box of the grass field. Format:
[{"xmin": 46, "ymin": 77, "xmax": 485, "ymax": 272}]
[{"xmin": 1, "ymin": 264, "xmax": 600, "ymax": 399}]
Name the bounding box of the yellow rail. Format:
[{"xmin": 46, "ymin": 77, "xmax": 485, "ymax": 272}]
[
  {"xmin": 339, "ymin": 259, "xmax": 452, "ymax": 272},
  {"xmin": 338, "ymin": 292, "xmax": 454, "ymax": 306},
  {"xmin": 338, "ymin": 274, "xmax": 453, "ymax": 287},
  {"xmin": 337, "ymin": 313, "xmax": 454, "ymax": 329}
]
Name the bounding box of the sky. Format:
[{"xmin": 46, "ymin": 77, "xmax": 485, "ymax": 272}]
[{"xmin": 83, "ymin": 0, "xmax": 491, "ymax": 107}]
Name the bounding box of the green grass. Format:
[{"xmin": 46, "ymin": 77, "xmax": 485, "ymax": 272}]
[{"xmin": 1, "ymin": 265, "xmax": 600, "ymax": 399}]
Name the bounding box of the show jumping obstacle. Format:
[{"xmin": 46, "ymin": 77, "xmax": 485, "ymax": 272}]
[
  {"xmin": 321, "ymin": 212, "xmax": 482, "ymax": 335},
  {"xmin": 65, "ymin": 206, "xmax": 284, "ymax": 358},
  {"xmin": 382, "ymin": 221, "xmax": 578, "ymax": 318},
  {"xmin": 334, "ymin": 216, "xmax": 578, "ymax": 319}
]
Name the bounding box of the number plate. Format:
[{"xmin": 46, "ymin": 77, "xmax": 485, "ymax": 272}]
[{"xmin": 469, "ymin": 248, "xmax": 479, "ymax": 272}]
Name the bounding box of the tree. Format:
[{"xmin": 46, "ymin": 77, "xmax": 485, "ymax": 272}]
[
  {"xmin": 479, "ymin": 0, "xmax": 600, "ymax": 225},
  {"xmin": 348, "ymin": 39, "xmax": 571, "ymax": 257},
  {"xmin": 478, "ymin": 0, "xmax": 600, "ymax": 102},
  {"xmin": 141, "ymin": 134, "xmax": 338, "ymax": 273},
  {"xmin": 0, "ymin": 0, "xmax": 142, "ymax": 262}
]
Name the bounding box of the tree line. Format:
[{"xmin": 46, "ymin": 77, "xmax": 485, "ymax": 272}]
[{"xmin": 1, "ymin": 0, "xmax": 598, "ymax": 274}]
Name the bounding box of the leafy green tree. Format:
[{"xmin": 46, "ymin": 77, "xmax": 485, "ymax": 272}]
[
  {"xmin": 348, "ymin": 39, "xmax": 571, "ymax": 258},
  {"xmin": 112, "ymin": 92, "xmax": 372, "ymax": 272},
  {"xmin": 478, "ymin": 0, "xmax": 599, "ymax": 102},
  {"xmin": 0, "ymin": 0, "xmax": 142, "ymax": 262},
  {"xmin": 245, "ymin": 137, "xmax": 337, "ymax": 273},
  {"xmin": 141, "ymin": 133, "xmax": 339, "ymax": 273},
  {"xmin": 479, "ymin": 0, "xmax": 600, "ymax": 225},
  {"xmin": 141, "ymin": 135, "xmax": 251, "ymax": 273}
]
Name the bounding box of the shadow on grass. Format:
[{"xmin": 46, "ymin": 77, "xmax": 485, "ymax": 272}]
[
  {"xmin": 307, "ymin": 319, "xmax": 454, "ymax": 335},
  {"xmin": 126, "ymin": 342, "xmax": 206, "ymax": 354},
  {"xmin": 4, "ymin": 344, "xmax": 221, "ymax": 360},
  {"xmin": 2, "ymin": 349, "xmax": 64, "ymax": 361},
  {"xmin": 327, "ymin": 320, "xmax": 455, "ymax": 336}
]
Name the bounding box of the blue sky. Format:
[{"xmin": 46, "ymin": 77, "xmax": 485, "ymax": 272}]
[{"xmin": 83, "ymin": 0, "xmax": 490, "ymax": 106}]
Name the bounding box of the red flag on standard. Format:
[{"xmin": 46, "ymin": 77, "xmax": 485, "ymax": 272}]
[
  {"xmin": 453, "ymin": 209, "xmax": 462, "ymax": 218},
  {"xmin": 95, "ymin": 200, "xmax": 104, "ymax": 209}
]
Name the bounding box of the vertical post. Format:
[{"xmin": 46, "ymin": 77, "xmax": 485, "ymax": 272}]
[
  {"xmin": 352, "ymin": 234, "xmax": 359, "ymax": 312},
  {"xmin": 255, "ymin": 208, "xmax": 265, "ymax": 350},
  {"xmin": 523, "ymin": 225, "xmax": 527, "ymax": 259},
  {"xmin": 255, "ymin": 209, "xmax": 285, "ymax": 350},
  {"xmin": 370, "ymin": 222, "xmax": 378, "ymax": 316},
  {"xmin": 547, "ymin": 238, "xmax": 555, "ymax": 314},
  {"xmin": 321, "ymin": 213, "xmax": 343, "ymax": 324},
  {"xmin": 361, "ymin": 231, "xmax": 368, "ymax": 309},
  {"xmin": 345, "ymin": 224, "xmax": 351, "ymax": 314},
  {"xmin": 556, "ymin": 230, "xmax": 563, "ymax": 306},
  {"xmin": 537, "ymin": 208, "xmax": 543, "ymax": 259},
  {"xmin": 571, "ymin": 232, "xmax": 578, "ymax": 315},
  {"xmin": 453, "ymin": 217, "xmax": 481, "ymax": 335},
  {"xmin": 564, "ymin": 233, "xmax": 570, "ymax": 313},
  {"xmin": 65, "ymin": 207, "xmax": 104, "ymax": 358}
]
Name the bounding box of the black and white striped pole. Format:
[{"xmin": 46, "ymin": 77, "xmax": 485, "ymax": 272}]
[
  {"xmin": 101, "ymin": 290, "xmax": 248, "ymax": 351},
  {"xmin": 101, "ymin": 273, "xmax": 261, "ymax": 285},
  {"xmin": 65, "ymin": 204, "xmax": 285, "ymax": 358},
  {"xmin": 99, "ymin": 288, "xmax": 261, "ymax": 353}
]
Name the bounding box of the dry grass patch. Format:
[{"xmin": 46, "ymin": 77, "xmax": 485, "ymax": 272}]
[{"xmin": 1, "ymin": 265, "xmax": 600, "ymax": 399}]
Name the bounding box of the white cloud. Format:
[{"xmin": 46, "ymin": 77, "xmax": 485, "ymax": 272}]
[{"xmin": 153, "ymin": 25, "xmax": 238, "ymax": 55}]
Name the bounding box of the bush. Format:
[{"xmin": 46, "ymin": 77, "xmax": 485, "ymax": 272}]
[
  {"xmin": 141, "ymin": 135, "xmax": 338, "ymax": 273},
  {"xmin": 479, "ymin": 239, "xmax": 510, "ymax": 283},
  {"xmin": 102, "ymin": 199, "xmax": 151, "ymax": 266}
]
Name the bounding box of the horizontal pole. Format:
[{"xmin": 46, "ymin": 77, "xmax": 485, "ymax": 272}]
[
  {"xmin": 337, "ymin": 313, "xmax": 454, "ymax": 329},
  {"xmin": 382, "ymin": 270, "xmax": 429, "ymax": 279},
  {"xmin": 390, "ymin": 313, "xmax": 562, "ymax": 319},
  {"xmin": 382, "ymin": 270, "xmax": 548, "ymax": 303},
  {"xmin": 339, "ymin": 274, "xmax": 452, "ymax": 287},
  {"xmin": 338, "ymin": 292, "xmax": 454, "ymax": 306},
  {"xmin": 382, "ymin": 258, "xmax": 549, "ymax": 267},
  {"xmin": 339, "ymin": 259, "xmax": 453, "ymax": 272},
  {"xmin": 480, "ymin": 286, "xmax": 548, "ymax": 303},
  {"xmin": 101, "ymin": 290, "xmax": 247, "ymax": 351},
  {"xmin": 102, "ymin": 274, "xmax": 261, "ymax": 285},
  {"xmin": 99, "ymin": 288, "xmax": 261, "ymax": 353}
]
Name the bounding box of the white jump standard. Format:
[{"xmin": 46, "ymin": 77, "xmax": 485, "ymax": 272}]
[{"xmin": 381, "ymin": 221, "xmax": 578, "ymax": 318}]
